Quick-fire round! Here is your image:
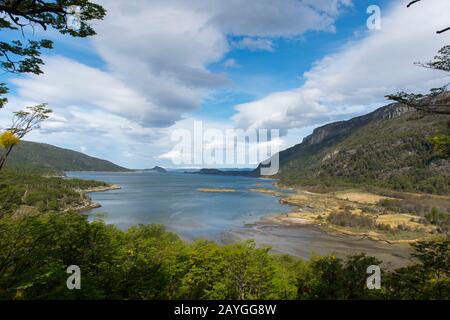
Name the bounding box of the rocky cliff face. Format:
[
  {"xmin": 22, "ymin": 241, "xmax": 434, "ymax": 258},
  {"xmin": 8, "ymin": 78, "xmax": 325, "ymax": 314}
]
[
  {"xmin": 302, "ymin": 103, "xmax": 414, "ymax": 147},
  {"xmin": 256, "ymin": 97, "xmax": 449, "ymax": 194}
]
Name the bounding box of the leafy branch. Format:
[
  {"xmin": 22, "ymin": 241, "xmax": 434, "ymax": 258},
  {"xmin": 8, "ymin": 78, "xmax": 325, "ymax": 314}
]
[{"xmin": 0, "ymin": 104, "xmax": 52, "ymax": 170}]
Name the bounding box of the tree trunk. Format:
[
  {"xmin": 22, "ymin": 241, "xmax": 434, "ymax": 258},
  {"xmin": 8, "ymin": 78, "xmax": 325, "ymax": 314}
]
[{"xmin": 0, "ymin": 145, "xmax": 14, "ymax": 171}]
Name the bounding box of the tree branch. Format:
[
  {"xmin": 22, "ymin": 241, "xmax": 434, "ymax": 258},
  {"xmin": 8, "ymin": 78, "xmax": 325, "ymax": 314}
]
[
  {"xmin": 407, "ymin": 0, "xmax": 421, "ymax": 8},
  {"xmin": 437, "ymin": 27, "xmax": 450, "ymax": 34}
]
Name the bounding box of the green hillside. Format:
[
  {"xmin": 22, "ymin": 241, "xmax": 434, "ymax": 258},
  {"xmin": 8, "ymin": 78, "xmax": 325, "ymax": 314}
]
[
  {"xmin": 269, "ymin": 99, "xmax": 450, "ymax": 194},
  {"xmin": 5, "ymin": 141, "xmax": 130, "ymax": 172}
]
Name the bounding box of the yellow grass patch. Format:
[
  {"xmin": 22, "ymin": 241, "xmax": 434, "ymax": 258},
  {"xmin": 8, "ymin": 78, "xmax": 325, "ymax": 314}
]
[
  {"xmin": 376, "ymin": 214, "xmax": 434, "ymax": 232},
  {"xmin": 333, "ymin": 191, "xmax": 390, "ymax": 204}
]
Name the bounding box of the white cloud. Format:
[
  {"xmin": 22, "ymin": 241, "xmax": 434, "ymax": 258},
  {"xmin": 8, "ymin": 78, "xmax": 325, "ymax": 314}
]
[
  {"xmin": 8, "ymin": 0, "xmax": 349, "ymax": 127},
  {"xmin": 233, "ymin": 37, "xmax": 274, "ymax": 52},
  {"xmin": 86, "ymin": 0, "xmax": 349, "ymax": 128},
  {"xmin": 233, "ymin": 0, "xmax": 450, "ymax": 132},
  {"xmin": 12, "ymin": 56, "xmax": 172, "ymax": 127},
  {"xmin": 208, "ymin": 0, "xmax": 350, "ymax": 37},
  {"xmin": 3, "ymin": 0, "xmax": 352, "ymax": 167}
]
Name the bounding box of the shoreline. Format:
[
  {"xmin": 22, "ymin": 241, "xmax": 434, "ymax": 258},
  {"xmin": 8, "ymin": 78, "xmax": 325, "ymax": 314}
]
[
  {"xmin": 249, "ymin": 184, "xmax": 444, "ymax": 245},
  {"xmin": 223, "ymin": 222, "xmax": 413, "ymax": 268},
  {"xmin": 79, "ymin": 177, "xmax": 439, "ymax": 245},
  {"xmin": 67, "ymin": 173, "xmax": 446, "ymax": 266},
  {"xmin": 71, "ymin": 184, "xmax": 121, "ymax": 212}
]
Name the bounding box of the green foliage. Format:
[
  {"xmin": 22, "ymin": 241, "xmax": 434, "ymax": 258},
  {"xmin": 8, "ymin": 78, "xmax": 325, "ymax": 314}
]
[
  {"xmin": 0, "ymin": 104, "xmax": 53, "ymax": 171},
  {"xmin": 0, "ymin": 169, "xmax": 107, "ymax": 215},
  {"xmin": 386, "ymin": 44, "xmax": 449, "ymax": 115},
  {"xmin": 0, "ymin": 211, "xmax": 448, "ymax": 300},
  {"xmin": 0, "ymin": 0, "xmax": 106, "ymax": 104},
  {"xmin": 0, "ymin": 0, "xmax": 105, "ymax": 75},
  {"xmin": 429, "ymin": 133, "xmax": 450, "ymax": 158},
  {"xmin": 277, "ymin": 111, "xmax": 450, "ymax": 195},
  {"xmin": 0, "ymin": 183, "xmax": 24, "ymax": 215},
  {"xmin": 0, "ymin": 39, "xmax": 53, "ymax": 74},
  {"xmin": 0, "ymin": 0, "xmax": 106, "ymax": 37},
  {"xmin": 385, "ymin": 86, "xmax": 449, "ymax": 115},
  {"xmin": 386, "ymin": 240, "xmax": 450, "ymax": 299},
  {"xmin": 327, "ymin": 211, "xmax": 376, "ymax": 229},
  {"xmin": 425, "ymin": 208, "xmax": 450, "ymax": 235},
  {"xmin": 295, "ymin": 254, "xmax": 384, "ymax": 300},
  {"xmin": 416, "ymin": 45, "xmax": 450, "ymax": 72},
  {"xmin": 0, "ymin": 83, "xmax": 8, "ymax": 108}
]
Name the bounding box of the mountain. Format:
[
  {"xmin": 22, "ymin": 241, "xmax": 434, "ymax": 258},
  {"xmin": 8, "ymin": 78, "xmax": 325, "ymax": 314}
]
[
  {"xmin": 263, "ymin": 95, "xmax": 450, "ymax": 194},
  {"xmin": 145, "ymin": 166, "xmax": 167, "ymax": 173},
  {"xmin": 5, "ymin": 141, "xmax": 131, "ymax": 172},
  {"xmin": 195, "ymin": 95, "xmax": 449, "ymax": 194}
]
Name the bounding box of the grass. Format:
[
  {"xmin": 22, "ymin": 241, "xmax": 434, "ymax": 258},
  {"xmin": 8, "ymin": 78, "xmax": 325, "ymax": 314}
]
[{"xmin": 271, "ymin": 186, "xmax": 449, "ymax": 242}]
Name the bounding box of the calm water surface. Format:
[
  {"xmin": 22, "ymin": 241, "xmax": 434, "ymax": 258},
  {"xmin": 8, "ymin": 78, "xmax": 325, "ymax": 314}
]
[
  {"xmin": 67, "ymin": 171, "xmax": 412, "ymax": 266},
  {"xmin": 67, "ymin": 171, "xmax": 293, "ymax": 241}
]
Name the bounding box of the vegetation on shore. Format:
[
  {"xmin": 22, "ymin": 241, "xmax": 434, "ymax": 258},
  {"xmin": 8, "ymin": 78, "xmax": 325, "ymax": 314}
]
[
  {"xmin": 0, "ymin": 211, "xmax": 448, "ymax": 300},
  {"xmin": 276, "ymin": 110, "xmax": 449, "ymax": 195},
  {"xmin": 0, "ymin": 169, "xmax": 109, "ymax": 217},
  {"xmin": 0, "ymin": 169, "xmax": 448, "ymax": 300},
  {"xmin": 0, "ymin": 2, "xmax": 447, "ymax": 301},
  {"xmin": 268, "ymin": 188, "xmax": 450, "ymax": 242}
]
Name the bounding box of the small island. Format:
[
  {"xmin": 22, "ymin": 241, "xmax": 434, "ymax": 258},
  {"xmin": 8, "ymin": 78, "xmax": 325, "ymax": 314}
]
[{"xmin": 145, "ymin": 166, "xmax": 167, "ymax": 173}]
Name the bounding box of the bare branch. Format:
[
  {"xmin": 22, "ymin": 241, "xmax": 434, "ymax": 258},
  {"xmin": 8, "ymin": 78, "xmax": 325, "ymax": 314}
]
[
  {"xmin": 407, "ymin": 0, "xmax": 422, "ymax": 8},
  {"xmin": 437, "ymin": 27, "xmax": 450, "ymax": 34}
]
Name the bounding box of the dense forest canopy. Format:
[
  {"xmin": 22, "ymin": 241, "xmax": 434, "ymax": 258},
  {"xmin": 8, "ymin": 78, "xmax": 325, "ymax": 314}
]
[{"xmin": 0, "ymin": 211, "xmax": 448, "ymax": 300}]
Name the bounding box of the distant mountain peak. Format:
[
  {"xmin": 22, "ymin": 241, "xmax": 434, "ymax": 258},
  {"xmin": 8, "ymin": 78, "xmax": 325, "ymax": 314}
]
[{"xmin": 146, "ymin": 166, "xmax": 167, "ymax": 173}]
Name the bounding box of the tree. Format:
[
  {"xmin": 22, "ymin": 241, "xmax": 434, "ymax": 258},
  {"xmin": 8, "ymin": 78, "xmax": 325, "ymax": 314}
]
[
  {"xmin": 386, "ymin": 45, "xmax": 450, "ymax": 158},
  {"xmin": 341, "ymin": 254, "xmax": 383, "ymax": 299},
  {"xmin": 0, "ymin": 1, "xmax": 105, "ymax": 169},
  {"xmin": 386, "ymin": 46, "xmax": 450, "ymax": 116},
  {"xmin": 387, "ymin": 5, "xmax": 450, "ymax": 115},
  {"xmin": 303, "ymin": 255, "xmax": 345, "ymax": 299},
  {"xmin": 0, "ymin": 0, "xmax": 106, "ymax": 107},
  {"xmin": 386, "ymin": 239, "xmax": 450, "ymax": 299},
  {"xmin": 0, "ymin": 104, "xmax": 52, "ymax": 170}
]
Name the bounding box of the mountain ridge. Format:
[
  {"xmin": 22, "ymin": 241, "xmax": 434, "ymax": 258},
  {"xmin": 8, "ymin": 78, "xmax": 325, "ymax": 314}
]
[
  {"xmin": 269, "ymin": 97, "xmax": 449, "ymax": 194},
  {"xmin": 5, "ymin": 140, "xmax": 131, "ymax": 172},
  {"xmin": 195, "ymin": 97, "xmax": 449, "ymax": 194}
]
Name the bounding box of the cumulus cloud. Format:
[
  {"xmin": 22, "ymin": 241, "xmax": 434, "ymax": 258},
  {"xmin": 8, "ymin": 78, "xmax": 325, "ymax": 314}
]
[
  {"xmin": 208, "ymin": 0, "xmax": 350, "ymax": 36},
  {"xmin": 12, "ymin": 56, "xmax": 177, "ymax": 127},
  {"xmin": 233, "ymin": 0, "xmax": 450, "ymax": 132},
  {"xmin": 10, "ymin": 0, "xmax": 349, "ymax": 127},
  {"xmin": 88, "ymin": 0, "xmax": 350, "ymax": 127},
  {"xmin": 3, "ymin": 0, "xmax": 352, "ymax": 166}
]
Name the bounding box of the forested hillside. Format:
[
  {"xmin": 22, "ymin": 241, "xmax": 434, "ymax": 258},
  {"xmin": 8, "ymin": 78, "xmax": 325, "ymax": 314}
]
[
  {"xmin": 5, "ymin": 141, "xmax": 130, "ymax": 172},
  {"xmin": 0, "ymin": 170, "xmax": 109, "ymax": 217},
  {"xmin": 266, "ymin": 98, "xmax": 450, "ymax": 194}
]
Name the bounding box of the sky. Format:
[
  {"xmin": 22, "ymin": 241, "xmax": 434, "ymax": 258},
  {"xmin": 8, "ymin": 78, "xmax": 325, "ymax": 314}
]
[{"xmin": 0, "ymin": 0, "xmax": 449, "ymax": 169}]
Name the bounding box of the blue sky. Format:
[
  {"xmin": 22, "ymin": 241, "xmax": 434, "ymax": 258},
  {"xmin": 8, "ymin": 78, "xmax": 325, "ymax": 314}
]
[{"xmin": 0, "ymin": 0, "xmax": 448, "ymax": 169}]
